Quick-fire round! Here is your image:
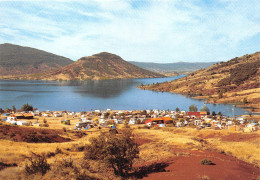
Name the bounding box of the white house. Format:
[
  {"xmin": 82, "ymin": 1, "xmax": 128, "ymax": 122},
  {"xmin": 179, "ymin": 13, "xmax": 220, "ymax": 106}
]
[
  {"xmin": 42, "ymin": 113, "xmax": 49, "ymax": 117},
  {"xmin": 17, "ymin": 121, "xmax": 29, "ymax": 126},
  {"xmin": 7, "ymin": 116, "xmax": 16, "ymax": 121},
  {"xmin": 128, "ymin": 119, "xmax": 136, "ymax": 125},
  {"xmin": 54, "ymin": 113, "xmax": 62, "ymax": 117}
]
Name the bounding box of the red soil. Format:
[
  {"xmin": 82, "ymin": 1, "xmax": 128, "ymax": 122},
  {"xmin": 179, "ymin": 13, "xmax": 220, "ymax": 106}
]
[
  {"xmin": 221, "ymin": 133, "xmax": 260, "ymax": 142},
  {"xmin": 135, "ymin": 137, "xmax": 153, "ymax": 145},
  {"xmin": 198, "ymin": 132, "xmax": 259, "ymax": 142},
  {"xmin": 0, "ymin": 125, "xmax": 70, "ymax": 143},
  {"xmin": 198, "ymin": 132, "xmax": 222, "ymax": 139},
  {"xmin": 141, "ymin": 150, "xmax": 259, "ymax": 180}
]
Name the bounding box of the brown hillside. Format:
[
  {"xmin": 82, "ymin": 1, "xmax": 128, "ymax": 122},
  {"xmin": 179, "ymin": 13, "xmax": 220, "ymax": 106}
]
[
  {"xmin": 140, "ymin": 52, "xmax": 260, "ymax": 112},
  {"xmin": 0, "ymin": 43, "xmax": 73, "ymax": 76},
  {"xmin": 16, "ymin": 52, "xmax": 164, "ymax": 80}
]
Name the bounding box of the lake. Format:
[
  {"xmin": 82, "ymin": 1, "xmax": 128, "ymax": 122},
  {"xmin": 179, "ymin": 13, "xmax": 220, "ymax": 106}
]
[{"xmin": 0, "ymin": 76, "xmax": 248, "ymax": 116}]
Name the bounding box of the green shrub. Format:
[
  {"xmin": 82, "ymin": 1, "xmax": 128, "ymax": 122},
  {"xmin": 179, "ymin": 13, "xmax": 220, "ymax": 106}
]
[
  {"xmin": 21, "ymin": 103, "xmax": 33, "ymax": 111},
  {"xmin": 200, "ymin": 159, "xmax": 214, "ymax": 165},
  {"xmin": 60, "ymin": 157, "xmax": 74, "ymax": 168},
  {"xmin": 55, "ymin": 147, "xmax": 62, "ymax": 154},
  {"xmin": 84, "ymin": 129, "xmax": 139, "ymax": 177},
  {"xmin": 25, "ymin": 153, "xmax": 50, "ymax": 175},
  {"xmin": 189, "ymin": 104, "xmax": 198, "ymax": 112},
  {"xmin": 42, "ymin": 123, "xmax": 49, "ymax": 127}
]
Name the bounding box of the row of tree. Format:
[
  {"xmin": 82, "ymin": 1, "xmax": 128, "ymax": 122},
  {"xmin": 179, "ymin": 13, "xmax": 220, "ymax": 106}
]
[
  {"xmin": 175, "ymin": 105, "xmax": 210, "ymax": 113},
  {"xmin": 0, "ymin": 103, "xmax": 34, "ymax": 113}
]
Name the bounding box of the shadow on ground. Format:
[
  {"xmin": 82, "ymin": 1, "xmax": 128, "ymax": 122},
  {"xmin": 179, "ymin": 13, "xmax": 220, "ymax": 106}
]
[{"xmin": 128, "ymin": 162, "xmax": 170, "ymax": 179}]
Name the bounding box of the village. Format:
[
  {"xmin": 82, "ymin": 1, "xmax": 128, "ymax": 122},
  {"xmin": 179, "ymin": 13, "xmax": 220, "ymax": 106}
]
[
  {"xmin": 0, "ymin": 108, "xmax": 258, "ymax": 133},
  {"xmin": 0, "ymin": 107, "xmax": 259, "ymax": 179}
]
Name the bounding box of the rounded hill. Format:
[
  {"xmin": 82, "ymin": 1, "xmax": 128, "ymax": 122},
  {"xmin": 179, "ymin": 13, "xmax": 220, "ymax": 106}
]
[{"xmin": 21, "ymin": 52, "xmax": 164, "ymax": 80}]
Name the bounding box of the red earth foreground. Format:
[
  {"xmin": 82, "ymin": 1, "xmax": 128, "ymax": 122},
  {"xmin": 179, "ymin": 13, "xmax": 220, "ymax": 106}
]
[{"xmin": 139, "ymin": 150, "xmax": 259, "ymax": 180}]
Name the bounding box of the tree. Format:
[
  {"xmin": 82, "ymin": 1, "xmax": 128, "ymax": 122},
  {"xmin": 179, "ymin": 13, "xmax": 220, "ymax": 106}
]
[
  {"xmin": 12, "ymin": 105, "xmax": 16, "ymax": 113},
  {"xmin": 189, "ymin": 104, "xmax": 198, "ymax": 112},
  {"xmin": 200, "ymin": 106, "xmax": 210, "ymax": 114},
  {"xmin": 84, "ymin": 129, "xmax": 139, "ymax": 177},
  {"xmin": 212, "ymin": 111, "xmax": 216, "ymax": 116},
  {"xmin": 218, "ymin": 92, "xmax": 223, "ymax": 98},
  {"xmin": 21, "ymin": 103, "xmax": 33, "ymax": 111},
  {"xmin": 175, "ymin": 107, "xmax": 180, "ymax": 112},
  {"xmin": 217, "ymin": 112, "xmax": 222, "ymax": 116},
  {"xmin": 243, "ymin": 97, "xmax": 248, "ymax": 104}
]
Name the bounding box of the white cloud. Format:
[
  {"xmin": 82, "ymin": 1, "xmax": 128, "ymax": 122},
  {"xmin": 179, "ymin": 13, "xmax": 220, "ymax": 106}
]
[{"xmin": 0, "ymin": 0, "xmax": 259, "ymax": 62}]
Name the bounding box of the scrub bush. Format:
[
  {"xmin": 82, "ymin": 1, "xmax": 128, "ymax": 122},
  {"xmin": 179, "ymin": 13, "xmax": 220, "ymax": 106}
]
[
  {"xmin": 25, "ymin": 153, "xmax": 50, "ymax": 175},
  {"xmin": 84, "ymin": 129, "xmax": 139, "ymax": 177}
]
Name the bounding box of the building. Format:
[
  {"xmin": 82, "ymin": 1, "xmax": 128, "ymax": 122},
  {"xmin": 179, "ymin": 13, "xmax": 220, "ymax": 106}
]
[
  {"xmin": 187, "ymin": 112, "xmax": 201, "ymax": 118},
  {"xmin": 145, "ymin": 117, "xmax": 173, "ymax": 126}
]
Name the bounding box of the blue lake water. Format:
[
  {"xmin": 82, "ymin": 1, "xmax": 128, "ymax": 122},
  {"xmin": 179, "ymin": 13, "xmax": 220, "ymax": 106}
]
[{"xmin": 0, "ymin": 76, "xmax": 248, "ymax": 116}]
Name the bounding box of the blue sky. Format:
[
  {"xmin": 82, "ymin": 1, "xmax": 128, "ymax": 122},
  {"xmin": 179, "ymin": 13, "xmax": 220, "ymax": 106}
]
[{"xmin": 0, "ymin": 0, "xmax": 259, "ymax": 63}]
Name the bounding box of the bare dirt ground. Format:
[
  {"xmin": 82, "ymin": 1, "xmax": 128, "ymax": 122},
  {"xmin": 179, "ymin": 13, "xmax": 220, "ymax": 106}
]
[
  {"xmin": 133, "ymin": 134, "xmax": 259, "ymax": 180},
  {"xmin": 140, "ymin": 150, "xmax": 259, "ymax": 180},
  {"xmin": 132, "ymin": 128, "xmax": 260, "ymax": 180}
]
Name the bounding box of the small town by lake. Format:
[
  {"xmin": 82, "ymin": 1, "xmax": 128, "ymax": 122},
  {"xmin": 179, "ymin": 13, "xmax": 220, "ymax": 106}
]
[{"xmin": 0, "ymin": 75, "xmax": 248, "ymax": 117}]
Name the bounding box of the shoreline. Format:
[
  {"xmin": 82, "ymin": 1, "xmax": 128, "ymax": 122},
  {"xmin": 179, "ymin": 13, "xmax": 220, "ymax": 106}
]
[{"xmin": 138, "ymin": 85, "xmax": 260, "ymax": 115}]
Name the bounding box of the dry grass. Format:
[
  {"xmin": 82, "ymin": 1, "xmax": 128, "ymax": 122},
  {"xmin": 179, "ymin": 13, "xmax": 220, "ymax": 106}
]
[
  {"xmin": 134, "ymin": 127, "xmax": 260, "ymax": 166},
  {"xmin": 0, "ymin": 122, "xmax": 259, "ymax": 179}
]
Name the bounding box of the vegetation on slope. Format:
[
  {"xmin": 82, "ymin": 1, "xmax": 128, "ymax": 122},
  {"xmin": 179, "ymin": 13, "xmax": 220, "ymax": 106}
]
[
  {"xmin": 0, "ymin": 43, "xmax": 73, "ymax": 76},
  {"xmin": 140, "ymin": 52, "xmax": 260, "ymax": 111}
]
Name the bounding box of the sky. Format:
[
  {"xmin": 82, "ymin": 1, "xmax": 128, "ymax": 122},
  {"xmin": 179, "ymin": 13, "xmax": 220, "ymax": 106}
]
[{"xmin": 0, "ymin": 0, "xmax": 259, "ymax": 63}]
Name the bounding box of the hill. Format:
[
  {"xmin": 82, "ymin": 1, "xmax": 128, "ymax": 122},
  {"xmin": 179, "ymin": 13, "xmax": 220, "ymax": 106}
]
[
  {"xmin": 129, "ymin": 61, "xmax": 217, "ymax": 74},
  {"xmin": 0, "ymin": 43, "xmax": 73, "ymax": 76},
  {"xmin": 17, "ymin": 52, "xmax": 164, "ymax": 80},
  {"xmin": 140, "ymin": 52, "xmax": 260, "ymax": 112}
]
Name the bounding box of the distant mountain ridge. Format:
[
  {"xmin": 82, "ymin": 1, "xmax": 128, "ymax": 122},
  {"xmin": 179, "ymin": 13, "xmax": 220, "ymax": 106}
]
[
  {"xmin": 15, "ymin": 52, "xmax": 164, "ymax": 80},
  {"xmin": 0, "ymin": 43, "xmax": 73, "ymax": 76},
  {"xmin": 129, "ymin": 61, "xmax": 217, "ymax": 73}
]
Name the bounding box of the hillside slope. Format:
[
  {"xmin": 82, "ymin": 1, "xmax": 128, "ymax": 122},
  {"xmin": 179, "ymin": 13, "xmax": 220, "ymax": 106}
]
[
  {"xmin": 17, "ymin": 52, "xmax": 164, "ymax": 80},
  {"xmin": 129, "ymin": 61, "xmax": 217, "ymax": 73},
  {"xmin": 0, "ymin": 43, "xmax": 73, "ymax": 76},
  {"xmin": 140, "ymin": 52, "xmax": 260, "ymax": 111}
]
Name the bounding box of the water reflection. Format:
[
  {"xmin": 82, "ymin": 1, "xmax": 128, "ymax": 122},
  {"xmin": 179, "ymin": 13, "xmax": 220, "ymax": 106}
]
[{"xmin": 66, "ymin": 79, "xmax": 137, "ymax": 98}]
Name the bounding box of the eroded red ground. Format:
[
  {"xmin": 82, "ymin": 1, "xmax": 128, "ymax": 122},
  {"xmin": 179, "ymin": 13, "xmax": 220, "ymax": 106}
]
[{"xmin": 0, "ymin": 125, "xmax": 71, "ymax": 143}]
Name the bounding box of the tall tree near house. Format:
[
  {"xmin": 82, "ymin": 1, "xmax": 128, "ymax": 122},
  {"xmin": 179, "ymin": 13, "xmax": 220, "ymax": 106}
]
[
  {"xmin": 189, "ymin": 104, "xmax": 198, "ymax": 112},
  {"xmin": 12, "ymin": 105, "xmax": 16, "ymax": 113},
  {"xmin": 200, "ymin": 106, "xmax": 210, "ymax": 114},
  {"xmin": 21, "ymin": 103, "xmax": 33, "ymax": 111}
]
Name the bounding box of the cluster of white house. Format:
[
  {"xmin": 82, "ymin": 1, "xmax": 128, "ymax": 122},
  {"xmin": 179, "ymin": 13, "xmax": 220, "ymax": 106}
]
[{"xmin": 1, "ymin": 109, "xmax": 258, "ymax": 132}]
